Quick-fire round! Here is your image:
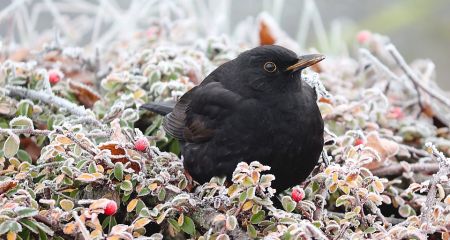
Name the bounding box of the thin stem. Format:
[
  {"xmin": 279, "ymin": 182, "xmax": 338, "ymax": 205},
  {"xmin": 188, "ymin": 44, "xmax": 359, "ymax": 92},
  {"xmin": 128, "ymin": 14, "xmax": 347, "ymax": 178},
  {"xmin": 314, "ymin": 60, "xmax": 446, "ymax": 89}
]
[
  {"xmin": 72, "ymin": 211, "xmax": 92, "ymax": 240},
  {"xmin": 371, "ymin": 162, "xmax": 439, "ymax": 177},
  {"xmin": 386, "ymin": 44, "xmax": 450, "ymax": 109},
  {"xmin": 0, "ymin": 128, "xmax": 51, "ymax": 135}
]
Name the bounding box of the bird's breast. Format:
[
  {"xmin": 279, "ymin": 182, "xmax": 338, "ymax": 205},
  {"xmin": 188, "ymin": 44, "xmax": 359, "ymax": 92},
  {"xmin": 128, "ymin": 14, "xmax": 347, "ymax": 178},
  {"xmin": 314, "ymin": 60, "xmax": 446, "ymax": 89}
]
[{"xmin": 225, "ymin": 94, "xmax": 320, "ymax": 152}]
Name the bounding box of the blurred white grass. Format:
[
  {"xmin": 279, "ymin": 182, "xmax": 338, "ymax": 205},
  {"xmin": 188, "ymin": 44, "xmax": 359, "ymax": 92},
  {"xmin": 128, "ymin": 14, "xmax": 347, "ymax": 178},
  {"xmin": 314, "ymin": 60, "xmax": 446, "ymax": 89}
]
[{"xmin": 0, "ymin": 0, "xmax": 348, "ymax": 55}]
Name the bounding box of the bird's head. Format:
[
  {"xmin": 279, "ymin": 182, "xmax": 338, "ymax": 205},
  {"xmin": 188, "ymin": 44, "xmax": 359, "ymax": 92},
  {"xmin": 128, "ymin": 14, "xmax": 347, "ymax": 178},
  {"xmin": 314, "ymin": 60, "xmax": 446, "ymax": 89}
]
[{"xmin": 229, "ymin": 45, "xmax": 324, "ymax": 95}]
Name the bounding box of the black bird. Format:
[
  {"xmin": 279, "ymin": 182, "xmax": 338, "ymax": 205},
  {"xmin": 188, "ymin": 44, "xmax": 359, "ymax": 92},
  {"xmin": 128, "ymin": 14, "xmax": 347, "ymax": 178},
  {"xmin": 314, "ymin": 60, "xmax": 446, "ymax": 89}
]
[{"xmin": 141, "ymin": 45, "xmax": 324, "ymax": 192}]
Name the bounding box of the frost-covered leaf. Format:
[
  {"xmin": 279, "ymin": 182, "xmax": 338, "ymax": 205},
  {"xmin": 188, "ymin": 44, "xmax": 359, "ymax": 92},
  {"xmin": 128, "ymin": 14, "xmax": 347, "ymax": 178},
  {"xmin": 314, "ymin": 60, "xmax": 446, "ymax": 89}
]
[
  {"xmin": 281, "ymin": 196, "xmax": 296, "ymax": 213},
  {"xmin": 3, "ymin": 133, "xmax": 20, "ymax": 158},
  {"xmin": 9, "ymin": 116, "xmax": 33, "ymax": 129},
  {"xmin": 59, "ymin": 199, "xmax": 74, "ymax": 211},
  {"xmin": 250, "ymin": 210, "xmax": 265, "ymax": 224},
  {"xmin": 114, "ymin": 162, "xmax": 124, "ymax": 181},
  {"xmin": 180, "ymin": 216, "xmax": 195, "ymax": 235}
]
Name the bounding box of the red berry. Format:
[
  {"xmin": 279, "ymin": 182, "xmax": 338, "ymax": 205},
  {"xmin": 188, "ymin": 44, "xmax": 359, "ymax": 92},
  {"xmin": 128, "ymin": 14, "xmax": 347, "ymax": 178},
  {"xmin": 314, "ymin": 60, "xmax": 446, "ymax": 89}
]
[
  {"xmin": 48, "ymin": 70, "xmax": 61, "ymax": 85},
  {"xmin": 357, "ymin": 30, "xmax": 372, "ymax": 44},
  {"xmin": 354, "ymin": 138, "xmax": 365, "ymax": 146},
  {"xmin": 291, "ymin": 187, "xmax": 305, "ymax": 202},
  {"xmin": 103, "ymin": 200, "xmax": 117, "ymax": 216},
  {"xmin": 135, "ymin": 137, "xmax": 149, "ymax": 151}
]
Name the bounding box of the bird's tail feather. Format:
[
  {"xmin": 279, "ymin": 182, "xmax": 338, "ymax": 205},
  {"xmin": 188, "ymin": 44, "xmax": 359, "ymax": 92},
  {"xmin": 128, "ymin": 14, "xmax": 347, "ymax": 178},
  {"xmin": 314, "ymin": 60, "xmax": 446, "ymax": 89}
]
[{"xmin": 140, "ymin": 101, "xmax": 175, "ymax": 116}]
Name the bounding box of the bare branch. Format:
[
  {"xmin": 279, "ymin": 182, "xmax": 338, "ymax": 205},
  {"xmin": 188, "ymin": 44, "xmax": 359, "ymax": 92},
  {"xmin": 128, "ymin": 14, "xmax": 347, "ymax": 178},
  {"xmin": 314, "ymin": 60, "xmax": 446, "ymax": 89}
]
[
  {"xmin": 386, "ymin": 44, "xmax": 450, "ymax": 109},
  {"xmin": 371, "ymin": 162, "xmax": 439, "ymax": 177}
]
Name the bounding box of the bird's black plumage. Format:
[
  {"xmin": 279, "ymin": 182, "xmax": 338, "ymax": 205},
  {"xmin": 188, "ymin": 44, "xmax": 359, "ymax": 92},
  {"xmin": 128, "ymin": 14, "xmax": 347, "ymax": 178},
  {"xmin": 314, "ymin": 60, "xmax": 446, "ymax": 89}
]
[{"xmin": 141, "ymin": 45, "xmax": 324, "ymax": 191}]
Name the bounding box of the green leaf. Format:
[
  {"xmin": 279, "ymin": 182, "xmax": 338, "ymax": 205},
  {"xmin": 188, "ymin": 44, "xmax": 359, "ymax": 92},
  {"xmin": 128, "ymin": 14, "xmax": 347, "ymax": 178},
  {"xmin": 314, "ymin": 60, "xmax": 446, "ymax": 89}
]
[
  {"xmin": 3, "ymin": 133, "xmax": 20, "ymax": 158},
  {"xmin": 102, "ymin": 216, "xmax": 111, "ymax": 230},
  {"xmin": 239, "ymin": 191, "xmax": 247, "ymax": 203},
  {"xmin": 120, "ymin": 180, "xmax": 133, "ymax": 191},
  {"xmin": 226, "ymin": 215, "xmax": 237, "ymax": 231},
  {"xmin": 47, "ymin": 115, "xmax": 55, "ymax": 130},
  {"xmin": 0, "ymin": 221, "xmax": 11, "ymax": 235},
  {"xmin": 136, "ymin": 199, "xmax": 146, "ymax": 214},
  {"xmin": 344, "ymin": 211, "xmax": 357, "ymax": 219},
  {"xmin": 75, "ymin": 159, "xmax": 89, "ymax": 169},
  {"xmin": 73, "ymin": 144, "xmax": 82, "ymax": 156},
  {"xmin": 148, "ymin": 70, "xmax": 161, "ymax": 83},
  {"xmin": 281, "ymin": 196, "xmax": 296, "ymax": 213},
  {"xmin": 17, "ymin": 100, "xmax": 33, "ymax": 117},
  {"xmin": 35, "ymin": 221, "xmax": 54, "ymax": 236},
  {"xmin": 399, "ymin": 205, "xmax": 413, "ymax": 218},
  {"xmin": 16, "ymin": 207, "xmax": 38, "ymax": 218},
  {"xmin": 335, "ymin": 195, "xmax": 353, "ymax": 207},
  {"xmin": 10, "ymin": 116, "xmax": 34, "ymax": 129},
  {"xmin": 178, "ymin": 177, "xmax": 188, "ymax": 190},
  {"xmin": 139, "ymin": 207, "xmax": 151, "ymax": 218},
  {"xmin": 158, "ymin": 187, "xmax": 166, "ymax": 201},
  {"xmin": 169, "ymin": 140, "xmax": 180, "ymax": 155},
  {"xmin": 138, "ymin": 187, "xmax": 150, "ymax": 196},
  {"xmin": 88, "ymin": 162, "xmax": 97, "ymax": 173},
  {"xmin": 101, "ymin": 216, "xmax": 117, "ymax": 233},
  {"xmin": 61, "ymin": 166, "xmax": 74, "ymax": 177},
  {"xmin": 364, "ymin": 226, "xmax": 376, "ymax": 234},
  {"xmin": 8, "ymin": 221, "xmax": 22, "ymax": 233},
  {"xmin": 247, "ymin": 187, "xmax": 256, "ymax": 199},
  {"xmin": 168, "ymin": 218, "xmax": 181, "ymax": 232},
  {"xmin": 242, "ymin": 176, "xmax": 253, "ymax": 187},
  {"xmin": 311, "ymin": 181, "xmax": 320, "ymax": 193},
  {"xmin": 38, "ymin": 228, "xmax": 49, "ymax": 240},
  {"xmin": 180, "ymin": 216, "xmax": 195, "ymax": 235},
  {"xmin": 17, "ymin": 149, "xmax": 31, "ymax": 163},
  {"xmin": 250, "ymin": 210, "xmax": 265, "ymax": 224},
  {"xmin": 18, "ymin": 227, "xmax": 31, "ymax": 240},
  {"xmin": 247, "ymin": 224, "xmax": 257, "ymax": 238},
  {"xmin": 144, "ymin": 116, "xmax": 162, "ymax": 135},
  {"xmin": 156, "ymin": 210, "xmax": 168, "ymax": 224},
  {"xmin": 279, "ymin": 217, "xmax": 297, "ymax": 225},
  {"xmin": 114, "ymin": 162, "xmax": 124, "ymax": 181},
  {"xmin": 19, "ymin": 219, "xmax": 39, "ymax": 234}
]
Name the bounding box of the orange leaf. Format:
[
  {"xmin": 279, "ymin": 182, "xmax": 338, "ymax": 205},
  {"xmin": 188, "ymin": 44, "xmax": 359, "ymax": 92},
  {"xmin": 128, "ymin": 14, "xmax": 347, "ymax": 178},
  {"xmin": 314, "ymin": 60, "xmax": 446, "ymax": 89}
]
[
  {"xmin": 76, "ymin": 173, "xmax": 98, "ymax": 182},
  {"xmin": 127, "ymin": 199, "xmax": 139, "ymax": 212},
  {"xmin": 55, "ymin": 135, "xmax": 73, "ymax": 145},
  {"xmin": 6, "ymin": 231, "xmax": 16, "ymax": 240},
  {"xmin": 134, "ymin": 218, "xmax": 151, "ymax": 229},
  {"xmin": 63, "ymin": 222, "xmax": 77, "ymax": 235},
  {"xmin": 242, "ymin": 201, "xmax": 253, "ymax": 211},
  {"xmin": 148, "ymin": 183, "xmax": 158, "ymax": 191},
  {"xmin": 259, "ymin": 20, "xmax": 276, "ymax": 45}
]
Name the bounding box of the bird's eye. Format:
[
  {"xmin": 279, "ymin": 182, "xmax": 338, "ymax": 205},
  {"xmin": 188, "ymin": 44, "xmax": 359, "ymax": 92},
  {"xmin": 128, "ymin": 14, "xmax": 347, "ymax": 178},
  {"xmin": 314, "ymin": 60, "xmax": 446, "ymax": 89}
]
[{"xmin": 263, "ymin": 62, "xmax": 277, "ymax": 73}]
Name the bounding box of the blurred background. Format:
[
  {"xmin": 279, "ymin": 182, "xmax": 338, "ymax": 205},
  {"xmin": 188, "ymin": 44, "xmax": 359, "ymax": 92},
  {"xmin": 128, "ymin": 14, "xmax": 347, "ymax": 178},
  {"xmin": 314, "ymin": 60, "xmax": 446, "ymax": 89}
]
[{"xmin": 1, "ymin": 0, "xmax": 449, "ymax": 89}]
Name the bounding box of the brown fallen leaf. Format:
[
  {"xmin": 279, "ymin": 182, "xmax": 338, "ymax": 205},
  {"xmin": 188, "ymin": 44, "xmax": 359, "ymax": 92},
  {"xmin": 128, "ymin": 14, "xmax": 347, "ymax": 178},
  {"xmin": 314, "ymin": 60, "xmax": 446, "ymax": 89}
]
[
  {"xmin": 68, "ymin": 80, "xmax": 101, "ymax": 108},
  {"xmin": 98, "ymin": 142, "xmax": 141, "ymax": 173},
  {"xmin": 9, "ymin": 48, "xmax": 30, "ymax": 62},
  {"xmin": 20, "ymin": 137, "xmax": 42, "ymax": 162},
  {"xmin": 362, "ymin": 131, "xmax": 399, "ymax": 170},
  {"xmin": 0, "ymin": 180, "xmax": 18, "ymax": 195}
]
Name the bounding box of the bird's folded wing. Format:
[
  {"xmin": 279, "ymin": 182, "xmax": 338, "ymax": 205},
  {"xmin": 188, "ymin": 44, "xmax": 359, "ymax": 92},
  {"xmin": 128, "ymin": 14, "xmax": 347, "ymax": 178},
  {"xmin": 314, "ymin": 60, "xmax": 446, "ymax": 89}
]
[{"xmin": 163, "ymin": 82, "xmax": 242, "ymax": 142}]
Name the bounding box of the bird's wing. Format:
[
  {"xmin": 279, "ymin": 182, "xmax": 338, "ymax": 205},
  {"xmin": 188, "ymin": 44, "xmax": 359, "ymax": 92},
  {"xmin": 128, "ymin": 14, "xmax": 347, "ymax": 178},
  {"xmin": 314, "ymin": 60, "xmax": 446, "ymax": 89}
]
[{"xmin": 163, "ymin": 82, "xmax": 242, "ymax": 142}]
